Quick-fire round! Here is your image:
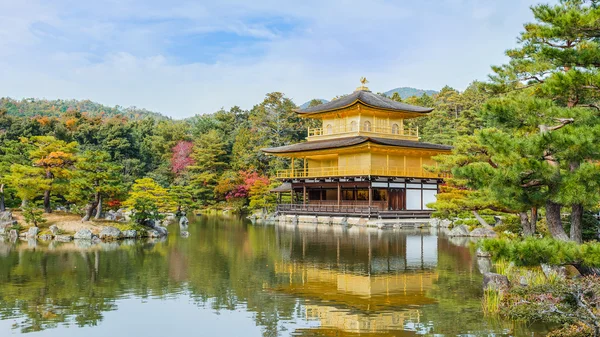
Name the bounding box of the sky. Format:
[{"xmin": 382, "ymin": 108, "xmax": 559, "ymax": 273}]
[{"xmin": 0, "ymin": 0, "xmax": 543, "ymax": 119}]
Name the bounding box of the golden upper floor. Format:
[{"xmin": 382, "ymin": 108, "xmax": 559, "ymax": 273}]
[{"xmin": 296, "ymin": 83, "xmax": 432, "ymax": 142}]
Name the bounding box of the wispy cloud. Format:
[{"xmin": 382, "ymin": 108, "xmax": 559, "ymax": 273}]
[{"xmin": 0, "ymin": 0, "xmax": 540, "ymax": 118}]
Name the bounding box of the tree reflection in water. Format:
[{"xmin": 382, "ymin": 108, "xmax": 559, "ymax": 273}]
[{"xmin": 0, "ymin": 217, "xmax": 548, "ymax": 336}]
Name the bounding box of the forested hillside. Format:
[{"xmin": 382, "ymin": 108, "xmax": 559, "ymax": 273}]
[
  {"xmin": 384, "ymin": 87, "xmax": 438, "ymax": 99},
  {"xmin": 0, "ymin": 97, "xmax": 167, "ymax": 120}
]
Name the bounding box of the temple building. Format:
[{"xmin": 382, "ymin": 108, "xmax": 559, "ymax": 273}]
[{"xmin": 263, "ymin": 79, "xmax": 452, "ymax": 218}]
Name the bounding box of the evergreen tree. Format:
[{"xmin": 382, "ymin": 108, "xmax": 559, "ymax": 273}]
[
  {"xmin": 123, "ymin": 178, "xmax": 174, "ymax": 225},
  {"xmin": 188, "ymin": 130, "xmax": 228, "ymax": 206},
  {"xmin": 68, "ymin": 150, "xmax": 124, "ymax": 221},
  {"xmin": 488, "ymin": 0, "xmax": 600, "ymax": 242}
]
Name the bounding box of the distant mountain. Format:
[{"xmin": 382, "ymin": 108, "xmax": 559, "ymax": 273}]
[
  {"xmin": 384, "ymin": 87, "xmax": 438, "ymax": 99},
  {"xmin": 0, "ymin": 97, "xmax": 169, "ymax": 120},
  {"xmin": 298, "ymin": 98, "xmax": 329, "ymax": 109}
]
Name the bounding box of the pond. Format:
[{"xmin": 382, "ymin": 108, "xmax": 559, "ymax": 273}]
[{"xmin": 0, "ymin": 216, "xmax": 548, "ymax": 336}]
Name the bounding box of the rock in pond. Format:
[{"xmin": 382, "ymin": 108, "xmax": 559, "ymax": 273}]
[
  {"xmin": 180, "ymin": 231, "xmax": 190, "ymax": 237},
  {"xmin": 448, "ymin": 225, "xmax": 470, "ymax": 237},
  {"xmin": 27, "ymin": 226, "xmax": 39, "ymax": 238},
  {"xmin": 99, "ymin": 226, "xmax": 123, "ymax": 240},
  {"xmin": 179, "ymin": 216, "xmax": 189, "ymax": 226},
  {"xmin": 74, "ymin": 229, "xmax": 94, "ymax": 240},
  {"xmin": 49, "ymin": 225, "xmax": 60, "ymax": 235},
  {"xmin": 476, "ymin": 247, "xmax": 492, "ymax": 257},
  {"xmin": 477, "ymin": 257, "xmax": 493, "ymax": 274},
  {"xmin": 39, "ymin": 234, "xmax": 53, "ymax": 241},
  {"xmin": 483, "ymin": 272, "xmax": 510, "ymax": 290},
  {"xmin": 0, "ymin": 223, "xmax": 11, "ymax": 235},
  {"xmin": 147, "ymin": 230, "xmax": 163, "ymax": 238},
  {"xmin": 54, "ymin": 235, "xmax": 73, "ymax": 242},
  {"xmin": 122, "ymin": 230, "xmax": 137, "ymax": 239},
  {"xmin": 470, "ymin": 227, "xmax": 497, "ymax": 237}
]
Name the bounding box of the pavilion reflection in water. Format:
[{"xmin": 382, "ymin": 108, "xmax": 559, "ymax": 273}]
[{"xmin": 274, "ymin": 224, "xmax": 439, "ymax": 336}]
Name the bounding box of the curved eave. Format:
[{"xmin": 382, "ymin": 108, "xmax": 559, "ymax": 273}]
[{"xmin": 261, "ymin": 136, "xmax": 453, "ymax": 156}]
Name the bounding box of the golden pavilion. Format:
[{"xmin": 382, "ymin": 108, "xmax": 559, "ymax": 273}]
[{"xmin": 263, "ymin": 79, "xmax": 451, "ymax": 218}]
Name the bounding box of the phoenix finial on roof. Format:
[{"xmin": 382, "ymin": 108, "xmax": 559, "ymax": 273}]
[{"xmin": 360, "ymin": 77, "xmax": 369, "ymax": 85}]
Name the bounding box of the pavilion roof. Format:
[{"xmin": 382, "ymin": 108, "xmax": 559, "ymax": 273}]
[
  {"xmin": 296, "ymin": 89, "xmax": 433, "ymax": 115},
  {"xmin": 270, "ymin": 182, "xmax": 292, "ymax": 193},
  {"xmin": 262, "ymin": 136, "xmax": 452, "ymax": 154}
]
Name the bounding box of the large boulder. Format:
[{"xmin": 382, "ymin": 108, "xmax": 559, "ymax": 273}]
[
  {"xmin": 99, "ymin": 226, "xmax": 123, "ymax": 241},
  {"xmin": 179, "ymin": 216, "xmax": 189, "ymax": 226},
  {"xmin": 54, "ymin": 235, "xmax": 73, "ymax": 242},
  {"xmin": 439, "ymin": 219, "xmax": 453, "ymax": 227},
  {"xmin": 49, "ymin": 225, "xmax": 60, "ymax": 236},
  {"xmin": 483, "ymin": 272, "xmax": 510, "ymax": 290},
  {"xmin": 477, "ymin": 258, "xmax": 493, "ymax": 274},
  {"xmin": 122, "ymin": 230, "xmax": 137, "ymax": 239},
  {"xmin": 476, "ymin": 247, "xmax": 492, "ymax": 258},
  {"xmin": 146, "ymin": 229, "xmax": 162, "ymax": 238},
  {"xmin": 105, "ymin": 210, "xmax": 117, "ymax": 221},
  {"xmin": 39, "ymin": 234, "xmax": 53, "ymax": 241},
  {"xmin": 0, "ymin": 211, "xmax": 12, "ymax": 221},
  {"xmin": 0, "ymin": 223, "xmax": 11, "ymax": 235},
  {"xmin": 27, "ymin": 226, "xmax": 39, "ymax": 238},
  {"xmin": 541, "ymin": 264, "xmax": 567, "ymax": 280},
  {"xmin": 74, "ymin": 229, "xmax": 94, "ymax": 240},
  {"xmin": 155, "ymin": 226, "xmax": 168, "ymax": 236},
  {"xmin": 448, "ymin": 225, "xmax": 470, "ymax": 237},
  {"xmin": 470, "ymin": 227, "xmax": 497, "ymax": 238}
]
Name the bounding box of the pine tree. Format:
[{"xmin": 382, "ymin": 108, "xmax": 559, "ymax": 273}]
[
  {"xmin": 68, "ymin": 150, "xmax": 124, "ymax": 221},
  {"xmin": 188, "ymin": 130, "xmax": 228, "ymax": 206},
  {"xmin": 489, "ymin": 0, "xmax": 600, "ymax": 242}
]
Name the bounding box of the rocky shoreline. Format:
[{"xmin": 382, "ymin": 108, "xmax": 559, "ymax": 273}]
[{"xmin": 0, "ymin": 210, "xmax": 190, "ymax": 244}]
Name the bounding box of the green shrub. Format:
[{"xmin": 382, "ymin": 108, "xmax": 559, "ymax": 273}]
[{"xmin": 481, "ymin": 237, "xmax": 600, "ymax": 267}]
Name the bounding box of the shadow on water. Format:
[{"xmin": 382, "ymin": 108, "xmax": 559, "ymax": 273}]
[{"xmin": 0, "ymin": 216, "xmax": 549, "ymax": 336}]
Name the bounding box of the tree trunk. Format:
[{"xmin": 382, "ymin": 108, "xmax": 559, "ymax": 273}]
[
  {"xmin": 43, "ymin": 190, "xmax": 52, "ymax": 213},
  {"xmin": 21, "ymin": 199, "xmax": 28, "ymax": 208},
  {"xmin": 546, "ymin": 200, "xmax": 570, "ymax": 241},
  {"xmin": 571, "ymin": 203, "xmax": 583, "ymax": 244},
  {"xmin": 520, "ymin": 209, "xmax": 536, "ymax": 237},
  {"xmin": 44, "ymin": 170, "xmax": 53, "ymax": 213},
  {"xmin": 82, "ymin": 192, "xmax": 100, "ymax": 222},
  {"xmin": 0, "ymin": 184, "xmax": 5, "ymax": 212},
  {"xmin": 531, "ymin": 207, "xmax": 538, "ymax": 234},
  {"xmin": 472, "ymin": 210, "xmax": 492, "ymax": 228},
  {"xmin": 94, "ymin": 195, "xmax": 102, "ymax": 220}
]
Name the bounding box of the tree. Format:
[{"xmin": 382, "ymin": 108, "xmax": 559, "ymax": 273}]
[
  {"xmin": 487, "ymin": 0, "xmax": 600, "ymax": 243},
  {"xmin": 68, "ymin": 150, "xmax": 124, "ymax": 221},
  {"xmin": 24, "ymin": 136, "xmax": 78, "ymax": 213},
  {"xmin": 123, "ymin": 178, "xmax": 174, "ymax": 225},
  {"xmin": 430, "ymin": 132, "xmax": 546, "ymax": 235},
  {"xmin": 22, "ymin": 202, "xmax": 47, "ymax": 228},
  {"xmin": 188, "ymin": 130, "xmax": 228, "ymax": 206},
  {"xmin": 0, "ymin": 140, "xmax": 32, "ymax": 211},
  {"xmin": 7, "ymin": 164, "xmax": 50, "ymax": 208},
  {"xmin": 170, "ymin": 140, "xmax": 194, "ymax": 175}
]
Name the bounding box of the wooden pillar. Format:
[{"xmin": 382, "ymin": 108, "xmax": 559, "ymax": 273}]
[
  {"xmin": 303, "ymin": 157, "xmax": 307, "ymax": 177},
  {"xmin": 337, "ymin": 182, "xmax": 341, "ymax": 207},
  {"xmin": 420, "ymin": 156, "xmax": 423, "ymax": 177},
  {"xmin": 303, "ymin": 184, "xmax": 307, "ymax": 206},
  {"xmin": 403, "ymin": 155, "xmax": 407, "ymax": 175},
  {"xmin": 386, "ymin": 153, "xmax": 389, "ymax": 175},
  {"xmin": 368, "ymin": 184, "xmax": 373, "ymax": 209},
  {"xmin": 291, "ymin": 157, "xmax": 295, "ymax": 177}
]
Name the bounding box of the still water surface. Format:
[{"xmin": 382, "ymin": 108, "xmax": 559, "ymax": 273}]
[{"xmin": 0, "ymin": 216, "xmax": 547, "ymax": 336}]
